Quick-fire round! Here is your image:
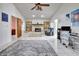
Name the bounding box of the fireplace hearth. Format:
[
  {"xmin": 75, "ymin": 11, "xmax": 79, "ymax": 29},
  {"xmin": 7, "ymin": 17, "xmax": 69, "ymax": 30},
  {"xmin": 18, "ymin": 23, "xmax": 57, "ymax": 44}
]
[{"xmin": 35, "ymin": 28, "xmax": 41, "ymax": 32}]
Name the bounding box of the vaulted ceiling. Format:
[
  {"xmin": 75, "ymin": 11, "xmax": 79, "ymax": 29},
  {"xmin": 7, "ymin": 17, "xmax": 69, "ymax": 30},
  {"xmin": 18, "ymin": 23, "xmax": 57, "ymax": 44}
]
[{"xmin": 14, "ymin": 3, "xmax": 62, "ymax": 19}]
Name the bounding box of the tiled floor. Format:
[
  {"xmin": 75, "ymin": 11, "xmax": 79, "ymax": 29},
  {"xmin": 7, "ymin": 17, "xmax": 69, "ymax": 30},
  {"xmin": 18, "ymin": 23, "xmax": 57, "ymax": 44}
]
[
  {"xmin": 0, "ymin": 32, "xmax": 79, "ymax": 56},
  {"xmin": 57, "ymin": 40, "xmax": 79, "ymax": 56},
  {"xmin": 23, "ymin": 32, "xmax": 45, "ymax": 37}
]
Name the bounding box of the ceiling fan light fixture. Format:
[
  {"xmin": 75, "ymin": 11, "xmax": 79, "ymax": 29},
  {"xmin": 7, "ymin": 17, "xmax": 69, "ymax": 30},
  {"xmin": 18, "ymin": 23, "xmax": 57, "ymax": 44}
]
[{"xmin": 31, "ymin": 3, "xmax": 50, "ymax": 11}]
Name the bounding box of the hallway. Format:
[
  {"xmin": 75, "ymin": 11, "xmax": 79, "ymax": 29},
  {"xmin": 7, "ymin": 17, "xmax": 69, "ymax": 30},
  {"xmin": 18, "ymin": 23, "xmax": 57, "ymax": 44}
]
[{"xmin": 0, "ymin": 3, "xmax": 79, "ymax": 56}]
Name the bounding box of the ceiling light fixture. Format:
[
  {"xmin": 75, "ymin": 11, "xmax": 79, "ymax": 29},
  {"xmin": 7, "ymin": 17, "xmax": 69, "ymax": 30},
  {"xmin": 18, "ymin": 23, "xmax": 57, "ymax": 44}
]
[
  {"xmin": 32, "ymin": 15, "xmax": 35, "ymax": 18},
  {"xmin": 41, "ymin": 15, "xmax": 44, "ymax": 18}
]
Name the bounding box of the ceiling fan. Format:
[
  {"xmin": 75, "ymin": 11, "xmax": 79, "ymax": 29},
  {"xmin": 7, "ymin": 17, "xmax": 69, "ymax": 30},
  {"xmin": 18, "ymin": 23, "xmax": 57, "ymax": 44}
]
[{"xmin": 31, "ymin": 3, "xmax": 50, "ymax": 11}]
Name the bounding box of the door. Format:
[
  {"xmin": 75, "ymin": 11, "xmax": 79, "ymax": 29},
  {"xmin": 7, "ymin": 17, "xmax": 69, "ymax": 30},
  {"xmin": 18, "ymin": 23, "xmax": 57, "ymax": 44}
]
[{"xmin": 17, "ymin": 18, "xmax": 22, "ymax": 38}]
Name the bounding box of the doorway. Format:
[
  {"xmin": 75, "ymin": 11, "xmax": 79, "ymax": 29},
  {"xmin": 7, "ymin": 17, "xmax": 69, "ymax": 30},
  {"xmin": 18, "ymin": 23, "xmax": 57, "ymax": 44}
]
[{"xmin": 11, "ymin": 16, "xmax": 22, "ymax": 38}]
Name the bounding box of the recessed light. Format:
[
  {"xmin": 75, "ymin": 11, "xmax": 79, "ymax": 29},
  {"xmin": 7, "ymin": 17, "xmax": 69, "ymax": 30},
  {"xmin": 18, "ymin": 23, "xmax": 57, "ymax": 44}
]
[
  {"xmin": 41, "ymin": 15, "xmax": 44, "ymax": 18},
  {"xmin": 32, "ymin": 15, "xmax": 35, "ymax": 18}
]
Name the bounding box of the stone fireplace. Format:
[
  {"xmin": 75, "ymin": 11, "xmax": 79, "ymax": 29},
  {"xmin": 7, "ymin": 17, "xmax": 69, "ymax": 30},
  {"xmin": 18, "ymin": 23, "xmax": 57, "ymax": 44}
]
[
  {"xmin": 35, "ymin": 28, "xmax": 41, "ymax": 32},
  {"xmin": 32, "ymin": 25, "xmax": 43, "ymax": 32}
]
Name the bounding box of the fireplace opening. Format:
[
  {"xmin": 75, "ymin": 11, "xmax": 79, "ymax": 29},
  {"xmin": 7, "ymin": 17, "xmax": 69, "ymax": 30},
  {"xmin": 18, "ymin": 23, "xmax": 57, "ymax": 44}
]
[{"xmin": 35, "ymin": 28, "xmax": 41, "ymax": 32}]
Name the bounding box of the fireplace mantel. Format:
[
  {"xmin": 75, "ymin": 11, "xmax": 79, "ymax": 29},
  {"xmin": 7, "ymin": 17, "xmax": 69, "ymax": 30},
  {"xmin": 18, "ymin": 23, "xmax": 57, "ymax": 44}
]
[{"xmin": 32, "ymin": 24, "xmax": 43, "ymax": 27}]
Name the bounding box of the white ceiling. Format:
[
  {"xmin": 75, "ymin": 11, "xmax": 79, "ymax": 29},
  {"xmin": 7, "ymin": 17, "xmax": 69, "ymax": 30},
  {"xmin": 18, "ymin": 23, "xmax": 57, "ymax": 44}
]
[{"xmin": 14, "ymin": 3, "xmax": 62, "ymax": 19}]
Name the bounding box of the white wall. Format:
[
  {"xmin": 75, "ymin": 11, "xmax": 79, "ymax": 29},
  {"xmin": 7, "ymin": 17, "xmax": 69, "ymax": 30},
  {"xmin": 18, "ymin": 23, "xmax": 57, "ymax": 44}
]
[
  {"xmin": 51, "ymin": 3, "xmax": 79, "ymax": 33},
  {"xmin": 0, "ymin": 3, "xmax": 23, "ymax": 48}
]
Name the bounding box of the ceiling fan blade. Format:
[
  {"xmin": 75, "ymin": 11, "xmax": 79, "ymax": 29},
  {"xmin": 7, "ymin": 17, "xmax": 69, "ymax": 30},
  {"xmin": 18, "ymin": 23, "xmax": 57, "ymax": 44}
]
[
  {"xmin": 31, "ymin": 5, "xmax": 37, "ymax": 10},
  {"xmin": 40, "ymin": 4, "xmax": 50, "ymax": 6}
]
